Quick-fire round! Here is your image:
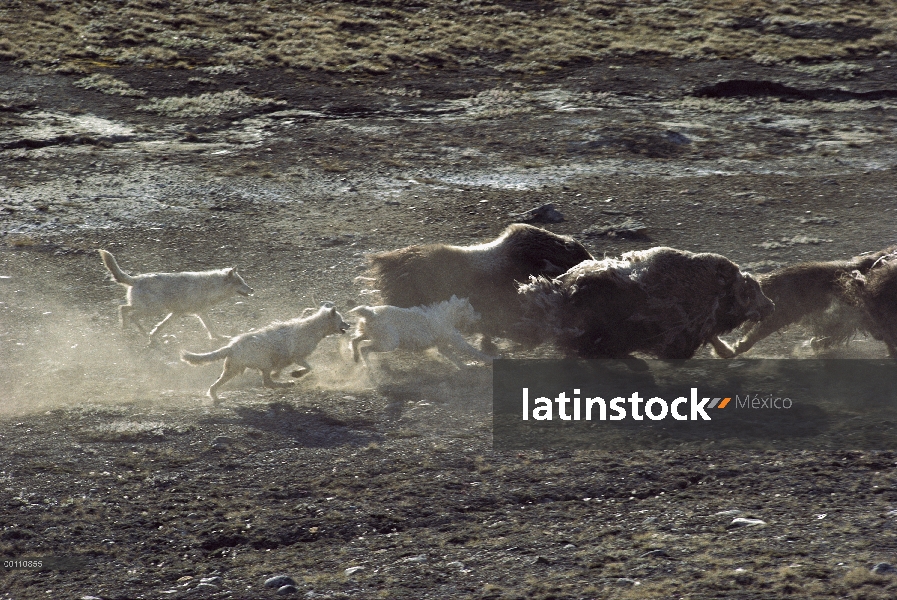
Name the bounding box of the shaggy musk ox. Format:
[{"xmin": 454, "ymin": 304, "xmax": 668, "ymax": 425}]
[
  {"xmin": 517, "ymin": 247, "xmax": 774, "ymax": 359},
  {"xmin": 727, "ymin": 246, "xmax": 897, "ymax": 356},
  {"xmin": 843, "ymin": 252, "xmax": 897, "ymax": 358},
  {"xmin": 363, "ymin": 224, "xmax": 593, "ymax": 349}
]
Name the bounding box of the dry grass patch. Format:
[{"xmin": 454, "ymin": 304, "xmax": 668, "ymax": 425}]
[
  {"xmin": 73, "ymin": 73, "xmax": 146, "ymax": 97},
  {"xmin": 137, "ymin": 90, "xmax": 283, "ymax": 118},
  {"xmin": 1, "ymin": 1, "xmax": 896, "ymax": 74}
]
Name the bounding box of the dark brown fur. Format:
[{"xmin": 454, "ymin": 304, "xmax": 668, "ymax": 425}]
[
  {"xmin": 518, "ymin": 247, "xmax": 774, "ymax": 359},
  {"xmin": 364, "ymin": 224, "xmax": 593, "ymax": 346},
  {"xmin": 843, "ymin": 256, "xmax": 897, "ymax": 358},
  {"xmin": 729, "ymin": 246, "xmax": 897, "ymax": 356}
]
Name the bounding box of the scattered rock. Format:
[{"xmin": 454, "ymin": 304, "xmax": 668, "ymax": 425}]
[
  {"xmin": 195, "ymin": 582, "xmax": 218, "ymax": 591},
  {"xmin": 445, "ymin": 561, "xmax": 465, "ymax": 569},
  {"xmin": 344, "ymin": 566, "xmax": 365, "ymax": 576},
  {"xmin": 741, "ymin": 260, "xmax": 783, "ymax": 274},
  {"xmin": 871, "ymin": 562, "xmax": 897, "ymax": 575},
  {"xmin": 639, "ymin": 549, "xmax": 670, "ymax": 558},
  {"xmin": 665, "ymin": 131, "xmax": 691, "ymax": 145},
  {"xmin": 401, "ymin": 554, "xmax": 427, "ymax": 563},
  {"xmin": 755, "ymin": 235, "xmax": 832, "ymax": 249},
  {"xmin": 797, "ymin": 215, "xmax": 838, "ymax": 225},
  {"xmin": 713, "ymin": 509, "xmax": 744, "ymax": 517},
  {"xmin": 534, "ymin": 556, "xmax": 552, "ymax": 565},
  {"xmin": 211, "ymin": 436, "xmax": 231, "ymax": 447},
  {"xmin": 199, "ymin": 576, "xmax": 222, "ymax": 585},
  {"xmin": 277, "ymin": 584, "xmax": 300, "ymax": 595},
  {"xmin": 616, "ymin": 577, "xmax": 639, "ymax": 586},
  {"xmin": 583, "ymin": 218, "xmax": 649, "ymax": 239},
  {"xmin": 513, "ymin": 203, "xmax": 565, "ymax": 224},
  {"xmin": 265, "ymin": 575, "xmax": 298, "ymax": 588},
  {"xmin": 728, "ymin": 517, "xmax": 767, "ymax": 528}
]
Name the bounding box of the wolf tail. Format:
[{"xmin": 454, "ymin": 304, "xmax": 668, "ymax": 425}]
[
  {"xmin": 180, "ymin": 347, "xmax": 231, "ymax": 365},
  {"xmin": 99, "ymin": 250, "xmax": 136, "ymax": 286},
  {"xmin": 349, "ymin": 306, "xmax": 375, "ymax": 319}
]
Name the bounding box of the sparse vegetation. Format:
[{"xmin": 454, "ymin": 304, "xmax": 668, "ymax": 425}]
[{"xmin": 1, "ymin": 1, "xmax": 895, "ymax": 74}]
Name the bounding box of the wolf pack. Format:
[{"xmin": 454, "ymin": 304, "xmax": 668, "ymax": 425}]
[{"xmin": 99, "ymin": 224, "xmax": 897, "ymax": 404}]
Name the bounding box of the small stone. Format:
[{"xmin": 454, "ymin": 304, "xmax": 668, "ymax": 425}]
[
  {"xmin": 445, "ymin": 561, "xmax": 465, "ymax": 569},
  {"xmin": 728, "ymin": 517, "xmax": 767, "ymax": 528},
  {"xmin": 200, "ymin": 576, "xmax": 222, "ymax": 585},
  {"xmin": 639, "ymin": 549, "xmax": 669, "ymax": 558},
  {"xmin": 265, "ymin": 575, "xmax": 297, "ymax": 588},
  {"xmin": 402, "ymin": 554, "xmax": 427, "ymax": 563},
  {"xmin": 535, "ymin": 556, "xmax": 551, "ymax": 565},
  {"xmin": 211, "ymin": 436, "xmax": 231, "ymax": 446},
  {"xmin": 871, "ymin": 562, "xmax": 897, "ymax": 575},
  {"xmin": 277, "ymin": 584, "xmax": 300, "ymax": 595},
  {"xmin": 616, "ymin": 578, "xmax": 639, "ymax": 586},
  {"xmin": 344, "ymin": 566, "xmax": 365, "ymax": 576},
  {"xmin": 514, "ymin": 203, "xmax": 565, "ymax": 224},
  {"xmin": 195, "ymin": 583, "xmax": 218, "ymax": 591},
  {"xmin": 713, "ymin": 509, "xmax": 743, "ymax": 517},
  {"xmin": 583, "ymin": 218, "xmax": 649, "ymax": 240}
]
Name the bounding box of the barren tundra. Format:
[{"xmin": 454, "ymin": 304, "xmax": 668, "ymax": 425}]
[{"xmin": 3, "ymin": 1, "xmax": 897, "ymax": 598}]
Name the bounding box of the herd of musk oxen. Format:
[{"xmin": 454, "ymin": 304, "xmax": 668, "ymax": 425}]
[{"xmin": 101, "ymin": 224, "xmax": 897, "ymax": 401}]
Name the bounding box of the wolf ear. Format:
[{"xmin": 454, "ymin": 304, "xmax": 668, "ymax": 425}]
[
  {"xmin": 226, "ymin": 268, "xmax": 236, "ymax": 278},
  {"xmin": 329, "ymin": 307, "xmax": 337, "ymax": 315}
]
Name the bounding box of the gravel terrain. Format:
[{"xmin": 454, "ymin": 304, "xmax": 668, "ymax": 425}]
[{"xmin": 2, "ymin": 6, "xmax": 897, "ymax": 598}]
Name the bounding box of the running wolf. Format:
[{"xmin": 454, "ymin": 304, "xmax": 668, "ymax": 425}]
[
  {"xmin": 181, "ymin": 303, "xmax": 350, "ymax": 403},
  {"xmin": 99, "ymin": 249, "xmax": 253, "ymax": 343},
  {"xmin": 349, "ymin": 296, "xmax": 494, "ymax": 369}
]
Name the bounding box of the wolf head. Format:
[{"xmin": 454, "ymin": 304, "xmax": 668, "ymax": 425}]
[
  {"xmin": 319, "ymin": 303, "xmax": 350, "ymax": 334},
  {"xmin": 226, "ymin": 268, "xmax": 254, "ymax": 296},
  {"xmin": 443, "ymin": 295, "xmax": 481, "ymax": 329}
]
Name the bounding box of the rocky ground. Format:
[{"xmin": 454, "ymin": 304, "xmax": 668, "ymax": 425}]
[{"xmin": 3, "ymin": 5, "xmax": 897, "ymax": 598}]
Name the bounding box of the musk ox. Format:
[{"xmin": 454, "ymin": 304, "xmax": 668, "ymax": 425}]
[
  {"xmin": 843, "ymin": 253, "xmax": 897, "ymax": 358},
  {"xmin": 517, "ymin": 247, "xmax": 774, "ymax": 359},
  {"xmin": 362, "ymin": 224, "xmax": 593, "ymax": 351},
  {"xmin": 727, "ymin": 246, "xmax": 897, "ymax": 356}
]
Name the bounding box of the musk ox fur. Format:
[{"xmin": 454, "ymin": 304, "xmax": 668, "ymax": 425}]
[
  {"xmin": 363, "ymin": 224, "xmax": 593, "ymax": 349},
  {"xmin": 842, "ymin": 252, "xmax": 897, "ymax": 358},
  {"xmin": 517, "ymin": 247, "xmax": 774, "ymax": 359},
  {"xmin": 728, "ymin": 246, "xmax": 897, "ymax": 356}
]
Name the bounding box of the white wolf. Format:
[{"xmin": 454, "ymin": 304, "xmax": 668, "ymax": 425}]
[
  {"xmin": 349, "ymin": 295, "xmax": 494, "ymax": 369},
  {"xmin": 99, "ymin": 249, "xmax": 253, "ymax": 343},
  {"xmin": 181, "ymin": 303, "xmax": 350, "ymax": 403}
]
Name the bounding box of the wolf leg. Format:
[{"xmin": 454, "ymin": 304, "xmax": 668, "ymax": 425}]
[
  {"xmin": 262, "ymin": 370, "xmax": 295, "ymax": 388},
  {"xmin": 289, "ymin": 359, "xmax": 312, "ymax": 379},
  {"xmin": 148, "ymin": 313, "xmax": 176, "ymax": 342},
  {"xmin": 196, "ymin": 313, "xmax": 228, "ymax": 340},
  {"xmin": 209, "ymin": 358, "xmax": 244, "ymax": 404},
  {"xmin": 120, "ymin": 305, "xmax": 147, "ymax": 335}
]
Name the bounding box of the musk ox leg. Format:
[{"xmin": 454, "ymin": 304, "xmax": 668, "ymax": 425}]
[
  {"xmin": 732, "ymin": 317, "xmax": 785, "ymax": 356},
  {"xmin": 709, "ymin": 335, "xmax": 736, "ymax": 359},
  {"xmin": 479, "ymin": 335, "xmax": 500, "ymax": 357}
]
